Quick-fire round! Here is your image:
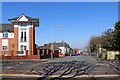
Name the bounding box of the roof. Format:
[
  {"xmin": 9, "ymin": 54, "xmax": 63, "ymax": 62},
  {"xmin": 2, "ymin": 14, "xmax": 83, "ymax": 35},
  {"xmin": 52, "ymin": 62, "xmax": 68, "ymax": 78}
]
[
  {"xmin": 0, "ymin": 24, "xmax": 14, "ymax": 32},
  {"xmin": 8, "ymin": 15, "xmax": 39, "ymax": 22},
  {"xmin": 8, "ymin": 13, "xmax": 39, "ymax": 27},
  {"xmin": 53, "ymin": 43, "xmax": 69, "ymax": 47},
  {"xmin": 40, "ymin": 44, "xmax": 60, "ymax": 50}
]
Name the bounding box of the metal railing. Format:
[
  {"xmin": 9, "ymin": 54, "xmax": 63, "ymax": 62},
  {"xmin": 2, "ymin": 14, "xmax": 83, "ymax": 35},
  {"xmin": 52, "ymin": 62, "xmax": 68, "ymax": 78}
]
[{"xmin": 20, "ymin": 37, "xmax": 27, "ymax": 42}]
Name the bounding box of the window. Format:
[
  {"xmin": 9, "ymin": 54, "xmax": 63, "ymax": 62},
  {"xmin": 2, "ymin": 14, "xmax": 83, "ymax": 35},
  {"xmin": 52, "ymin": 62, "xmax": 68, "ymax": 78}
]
[
  {"xmin": 3, "ymin": 32, "xmax": 8, "ymax": 38},
  {"xmin": 21, "ymin": 31, "xmax": 27, "ymax": 42},
  {"xmin": 17, "ymin": 51, "xmax": 24, "ymax": 54},
  {"xmin": 3, "ymin": 46, "xmax": 8, "ymax": 51},
  {"xmin": 21, "ymin": 45, "xmax": 24, "ymax": 51},
  {"xmin": 24, "ymin": 46, "xmax": 26, "ymax": 50},
  {"xmin": 21, "ymin": 32, "xmax": 23, "ymax": 41},
  {"xmin": 24, "ymin": 32, "xmax": 26, "ymax": 41},
  {"xmin": 20, "ymin": 23, "xmax": 27, "ymax": 27},
  {"xmin": 21, "ymin": 45, "xmax": 27, "ymax": 51}
]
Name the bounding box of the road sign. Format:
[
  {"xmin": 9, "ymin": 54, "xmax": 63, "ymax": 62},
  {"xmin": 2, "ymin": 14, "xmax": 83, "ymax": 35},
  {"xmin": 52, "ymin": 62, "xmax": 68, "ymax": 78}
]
[
  {"xmin": 50, "ymin": 44, "xmax": 54, "ymax": 47},
  {"xmin": 50, "ymin": 44, "xmax": 54, "ymax": 49}
]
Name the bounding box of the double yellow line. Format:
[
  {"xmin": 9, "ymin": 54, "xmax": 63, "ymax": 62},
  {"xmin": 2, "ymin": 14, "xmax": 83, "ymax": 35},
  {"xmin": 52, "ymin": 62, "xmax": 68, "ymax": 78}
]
[{"xmin": 1, "ymin": 74, "xmax": 120, "ymax": 78}]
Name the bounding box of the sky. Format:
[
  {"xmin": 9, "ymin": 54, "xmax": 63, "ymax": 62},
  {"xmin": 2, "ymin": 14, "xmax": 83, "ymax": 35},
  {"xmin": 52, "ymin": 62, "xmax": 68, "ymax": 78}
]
[{"xmin": 2, "ymin": 2, "xmax": 118, "ymax": 49}]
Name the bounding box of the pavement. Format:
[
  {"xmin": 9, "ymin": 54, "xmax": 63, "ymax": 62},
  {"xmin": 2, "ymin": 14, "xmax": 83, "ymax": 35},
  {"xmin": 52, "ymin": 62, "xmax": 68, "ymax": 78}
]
[{"xmin": 1, "ymin": 55, "xmax": 120, "ymax": 80}]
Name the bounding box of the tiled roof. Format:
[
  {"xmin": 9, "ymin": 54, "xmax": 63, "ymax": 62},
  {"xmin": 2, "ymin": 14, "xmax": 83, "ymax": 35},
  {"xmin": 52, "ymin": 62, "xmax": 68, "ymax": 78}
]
[
  {"xmin": 0, "ymin": 24, "xmax": 14, "ymax": 32},
  {"xmin": 8, "ymin": 13, "xmax": 39, "ymax": 27},
  {"xmin": 40, "ymin": 44, "xmax": 60, "ymax": 50},
  {"xmin": 8, "ymin": 14, "xmax": 39, "ymax": 22},
  {"xmin": 53, "ymin": 43, "xmax": 69, "ymax": 47}
]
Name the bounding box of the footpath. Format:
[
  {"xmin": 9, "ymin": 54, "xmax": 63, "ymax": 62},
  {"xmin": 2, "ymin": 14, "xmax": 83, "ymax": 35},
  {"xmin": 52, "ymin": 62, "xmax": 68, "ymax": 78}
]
[
  {"xmin": 91, "ymin": 56, "xmax": 120, "ymax": 75},
  {"xmin": 1, "ymin": 56, "xmax": 66, "ymax": 64}
]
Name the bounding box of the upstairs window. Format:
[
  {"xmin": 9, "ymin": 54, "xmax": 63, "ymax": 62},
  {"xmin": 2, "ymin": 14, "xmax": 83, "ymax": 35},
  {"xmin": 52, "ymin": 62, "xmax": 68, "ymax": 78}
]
[
  {"xmin": 21, "ymin": 32, "xmax": 23, "ymax": 41},
  {"xmin": 3, "ymin": 32, "xmax": 8, "ymax": 38},
  {"xmin": 20, "ymin": 23, "xmax": 27, "ymax": 27},
  {"xmin": 24, "ymin": 32, "xmax": 26, "ymax": 41}
]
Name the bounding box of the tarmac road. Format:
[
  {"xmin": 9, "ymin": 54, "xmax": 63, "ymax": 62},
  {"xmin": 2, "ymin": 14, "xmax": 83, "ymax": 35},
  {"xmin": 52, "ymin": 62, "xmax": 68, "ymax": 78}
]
[{"xmin": 1, "ymin": 55, "xmax": 120, "ymax": 80}]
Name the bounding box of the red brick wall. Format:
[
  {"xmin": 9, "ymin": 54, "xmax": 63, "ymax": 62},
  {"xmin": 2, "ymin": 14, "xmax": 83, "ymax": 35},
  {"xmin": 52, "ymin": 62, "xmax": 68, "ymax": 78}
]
[
  {"xmin": 1, "ymin": 50, "xmax": 59, "ymax": 60},
  {"xmin": 0, "ymin": 38, "xmax": 14, "ymax": 56},
  {"xmin": 1, "ymin": 55, "xmax": 40, "ymax": 60},
  {"xmin": 59, "ymin": 53, "xmax": 63, "ymax": 56},
  {"xmin": 40, "ymin": 50, "xmax": 59, "ymax": 59},
  {"xmin": 29, "ymin": 28, "xmax": 34, "ymax": 55},
  {"xmin": 1, "ymin": 50, "xmax": 40, "ymax": 60},
  {"xmin": 73, "ymin": 49, "xmax": 79, "ymax": 53},
  {"xmin": 14, "ymin": 28, "xmax": 18, "ymax": 56},
  {"xmin": 0, "ymin": 38, "xmax": 2, "ymax": 56}
]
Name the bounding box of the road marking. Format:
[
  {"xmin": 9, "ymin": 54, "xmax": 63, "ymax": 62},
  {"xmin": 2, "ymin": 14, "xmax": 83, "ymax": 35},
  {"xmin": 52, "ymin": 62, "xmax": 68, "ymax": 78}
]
[
  {"xmin": 6, "ymin": 67, "xmax": 14, "ymax": 68},
  {"xmin": 1, "ymin": 74, "xmax": 120, "ymax": 78}
]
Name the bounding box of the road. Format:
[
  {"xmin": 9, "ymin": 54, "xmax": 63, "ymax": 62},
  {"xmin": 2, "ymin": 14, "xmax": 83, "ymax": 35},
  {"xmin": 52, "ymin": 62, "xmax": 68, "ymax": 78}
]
[{"xmin": 1, "ymin": 55, "xmax": 120, "ymax": 80}]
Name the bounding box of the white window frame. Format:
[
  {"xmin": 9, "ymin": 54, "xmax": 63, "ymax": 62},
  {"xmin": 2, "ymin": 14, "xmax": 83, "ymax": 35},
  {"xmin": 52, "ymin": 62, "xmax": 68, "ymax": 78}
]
[
  {"xmin": 24, "ymin": 46, "xmax": 27, "ymax": 50},
  {"xmin": 21, "ymin": 45, "xmax": 24, "ymax": 51},
  {"xmin": 2, "ymin": 46, "xmax": 8, "ymax": 51},
  {"xmin": 20, "ymin": 23, "xmax": 27, "ymax": 27},
  {"xmin": 21, "ymin": 45, "xmax": 27, "ymax": 51},
  {"xmin": 3, "ymin": 32, "xmax": 8, "ymax": 38}
]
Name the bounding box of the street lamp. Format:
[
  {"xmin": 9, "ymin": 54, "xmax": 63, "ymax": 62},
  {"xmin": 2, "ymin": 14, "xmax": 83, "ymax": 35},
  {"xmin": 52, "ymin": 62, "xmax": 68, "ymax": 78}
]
[
  {"xmin": 107, "ymin": 25, "xmax": 113, "ymax": 33},
  {"xmin": 50, "ymin": 26, "xmax": 61, "ymax": 58}
]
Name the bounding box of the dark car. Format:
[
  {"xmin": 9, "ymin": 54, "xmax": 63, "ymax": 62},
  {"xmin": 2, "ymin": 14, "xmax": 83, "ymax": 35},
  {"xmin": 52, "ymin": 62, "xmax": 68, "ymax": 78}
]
[{"xmin": 71, "ymin": 53, "xmax": 76, "ymax": 56}]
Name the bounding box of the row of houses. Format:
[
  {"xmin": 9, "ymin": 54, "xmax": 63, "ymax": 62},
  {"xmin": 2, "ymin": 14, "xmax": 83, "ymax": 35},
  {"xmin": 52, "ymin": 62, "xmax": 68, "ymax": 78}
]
[
  {"xmin": 0, "ymin": 14, "xmax": 74, "ymax": 60},
  {"xmin": 37, "ymin": 41, "xmax": 73, "ymax": 56}
]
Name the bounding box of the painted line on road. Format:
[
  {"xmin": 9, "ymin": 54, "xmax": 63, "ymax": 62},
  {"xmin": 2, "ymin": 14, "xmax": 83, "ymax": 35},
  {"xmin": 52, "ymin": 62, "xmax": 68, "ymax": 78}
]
[{"xmin": 1, "ymin": 74, "xmax": 120, "ymax": 78}]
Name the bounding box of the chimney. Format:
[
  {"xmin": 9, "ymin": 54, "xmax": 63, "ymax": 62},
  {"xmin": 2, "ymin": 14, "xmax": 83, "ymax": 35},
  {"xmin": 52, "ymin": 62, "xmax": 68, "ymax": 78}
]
[{"xmin": 61, "ymin": 41, "xmax": 63, "ymax": 43}]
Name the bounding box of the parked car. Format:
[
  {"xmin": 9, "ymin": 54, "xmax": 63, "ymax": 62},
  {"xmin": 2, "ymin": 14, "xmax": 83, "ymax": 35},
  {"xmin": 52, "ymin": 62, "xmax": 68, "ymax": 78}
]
[
  {"xmin": 71, "ymin": 53, "xmax": 76, "ymax": 56},
  {"xmin": 82, "ymin": 53, "xmax": 86, "ymax": 56}
]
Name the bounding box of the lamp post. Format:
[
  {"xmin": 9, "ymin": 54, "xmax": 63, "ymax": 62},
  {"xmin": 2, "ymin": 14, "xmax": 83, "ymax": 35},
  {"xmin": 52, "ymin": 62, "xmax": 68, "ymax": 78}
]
[
  {"xmin": 50, "ymin": 26, "xmax": 61, "ymax": 58},
  {"xmin": 51, "ymin": 26, "xmax": 53, "ymax": 58}
]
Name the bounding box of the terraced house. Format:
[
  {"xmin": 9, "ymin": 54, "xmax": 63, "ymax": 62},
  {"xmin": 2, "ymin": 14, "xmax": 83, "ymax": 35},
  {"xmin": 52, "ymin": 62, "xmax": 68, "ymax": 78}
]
[{"xmin": 0, "ymin": 14, "xmax": 39, "ymax": 56}]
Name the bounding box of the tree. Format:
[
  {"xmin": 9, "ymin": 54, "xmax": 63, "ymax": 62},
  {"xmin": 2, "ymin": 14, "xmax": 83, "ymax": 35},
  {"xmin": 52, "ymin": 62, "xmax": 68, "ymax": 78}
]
[
  {"xmin": 44, "ymin": 44, "xmax": 47, "ymax": 46},
  {"xmin": 101, "ymin": 28, "xmax": 114, "ymax": 51},
  {"xmin": 89, "ymin": 36, "xmax": 102, "ymax": 52},
  {"xmin": 114, "ymin": 21, "xmax": 120, "ymax": 51}
]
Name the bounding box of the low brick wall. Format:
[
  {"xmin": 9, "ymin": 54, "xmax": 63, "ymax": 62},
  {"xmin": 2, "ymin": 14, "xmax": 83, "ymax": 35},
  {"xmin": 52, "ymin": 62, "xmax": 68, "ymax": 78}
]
[
  {"xmin": 1, "ymin": 50, "xmax": 59, "ymax": 60},
  {"xmin": 1, "ymin": 55, "xmax": 40, "ymax": 60},
  {"xmin": 0, "ymin": 50, "xmax": 40, "ymax": 60},
  {"xmin": 40, "ymin": 51, "xmax": 59, "ymax": 59},
  {"xmin": 59, "ymin": 53, "xmax": 63, "ymax": 56}
]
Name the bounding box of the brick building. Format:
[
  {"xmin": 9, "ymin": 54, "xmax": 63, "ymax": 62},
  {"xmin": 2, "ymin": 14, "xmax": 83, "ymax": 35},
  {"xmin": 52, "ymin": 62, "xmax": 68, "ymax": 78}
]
[
  {"xmin": 40, "ymin": 44, "xmax": 59, "ymax": 58},
  {"xmin": 0, "ymin": 14, "xmax": 39, "ymax": 56},
  {"xmin": 73, "ymin": 49, "xmax": 79, "ymax": 54},
  {"xmin": 39, "ymin": 41, "xmax": 73, "ymax": 56}
]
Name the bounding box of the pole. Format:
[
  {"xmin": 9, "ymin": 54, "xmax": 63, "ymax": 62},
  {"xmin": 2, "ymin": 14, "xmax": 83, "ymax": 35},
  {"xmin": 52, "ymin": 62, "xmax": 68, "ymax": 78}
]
[
  {"xmin": 50, "ymin": 26, "xmax": 61, "ymax": 58},
  {"xmin": 63, "ymin": 39, "xmax": 65, "ymax": 56},
  {"xmin": 51, "ymin": 26, "xmax": 53, "ymax": 58}
]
